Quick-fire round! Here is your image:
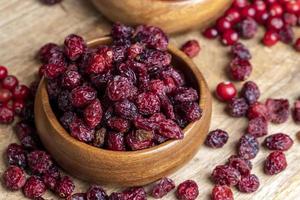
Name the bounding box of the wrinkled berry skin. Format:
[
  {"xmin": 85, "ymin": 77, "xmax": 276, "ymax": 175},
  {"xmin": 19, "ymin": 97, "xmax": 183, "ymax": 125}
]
[
  {"xmin": 158, "ymin": 119, "xmax": 184, "ymax": 139},
  {"xmin": 264, "ymin": 133, "xmax": 293, "ymax": 151},
  {"xmin": 0, "ymin": 106, "xmax": 14, "ymax": 124},
  {"xmin": 238, "ymin": 134, "xmax": 259, "ymax": 160},
  {"xmin": 107, "ymin": 76, "xmax": 136, "ymax": 102},
  {"xmin": 64, "ymin": 34, "xmax": 86, "ymax": 61},
  {"xmin": 42, "ymin": 172, "xmax": 58, "ymax": 190},
  {"xmin": 247, "ymin": 117, "xmax": 268, "ymax": 138},
  {"xmin": 180, "ymin": 40, "xmax": 200, "ymax": 58},
  {"xmin": 126, "ymin": 129, "xmax": 154, "ymax": 150},
  {"xmin": 237, "ymin": 174, "xmax": 260, "ymax": 193},
  {"xmin": 151, "ymin": 177, "xmax": 175, "ymax": 199},
  {"xmin": 70, "ymin": 118, "xmax": 95, "ymax": 142},
  {"xmin": 136, "ymin": 92, "xmax": 160, "ymax": 115},
  {"xmin": 231, "ymin": 42, "xmax": 251, "ymax": 60},
  {"xmin": 70, "ymin": 86, "xmax": 97, "ymax": 108},
  {"xmin": 123, "ymin": 187, "xmax": 147, "ymax": 200},
  {"xmin": 247, "ymin": 102, "xmax": 269, "ymax": 120},
  {"xmin": 211, "ymin": 185, "xmax": 233, "ymax": 200},
  {"xmin": 114, "ymin": 100, "xmax": 138, "ymax": 120},
  {"xmin": 106, "ymin": 132, "xmax": 126, "ymax": 151},
  {"xmin": 241, "ymin": 81, "xmax": 260, "ymax": 105},
  {"xmin": 27, "ymin": 150, "xmax": 53, "ymax": 174},
  {"xmin": 227, "ymin": 155, "xmax": 251, "ymax": 176},
  {"xmin": 229, "ymin": 58, "xmax": 252, "ymax": 81},
  {"xmin": 236, "ymin": 18, "xmax": 258, "ymax": 39},
  {"xmin": 67, "ymin": 193, "xmax": 87, "ymax": 200},
  {"xmin": 86, "ymin": 47, "xmax": 113, "ymax": 74},
  {"xmin": 84, "ymin": 99, "xmax": 103, "ymax": 128},
  {"xmin": 3, "ymin": 166, "xmax": 26, "ymax": 191},
  {"xmin": 176, "ymin": 180, "xmax": 199, "ymax": 200},
  {"xmin": 86, "ymin": 185, "xmax": 108, "ymax": 200},
  {"xmin": 205, "ymin": 129, "xmax": 229, "ymax": 148},
  {"xmin": 211, "ymin": 165, "xmax": 241, "ymax": 186},
  {"xmin": 227, "ymin": 98, "xmax": 249, "ymax": 117},
  {"xmin": 6, "ymin": 143, "xmax": 27, "ymax": 168},
  {"xmin": 55, "ymin": 176, "xmax": 75, "ymax": 198},
  {"xmin": 23, "ymin": 176, "xmax": 46, "ymax": 199},
  {"xmin": 62, "ymin": 70, "xmax": 82, "ymax": 90},
  {"xmin": 266, "ymin": 98, "xmax": 290, "ymax": 124},
  {"xmin": 264, "ymin": 151, "xmax": 287, "ymax": 175}
]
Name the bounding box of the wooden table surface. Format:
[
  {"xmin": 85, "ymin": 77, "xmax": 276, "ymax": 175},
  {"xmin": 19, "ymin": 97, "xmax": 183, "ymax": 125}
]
[{"xmin": 1, "ymin": 1, "xmax": 300, "ymax": 199}]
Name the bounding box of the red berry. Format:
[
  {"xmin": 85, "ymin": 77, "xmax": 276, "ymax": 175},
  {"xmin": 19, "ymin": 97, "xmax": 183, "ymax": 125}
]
[
  {"xmin": 211, "ymin": 185, "xmax": 233, "ymax": 200},
  {"xmin": 229, "ymin": 58, "xmax": 252, "ymax": 81},
  {"xmin": 176, "ymin": 180, "xmax": 199, "ymax": 200},
  {"xmin": 83, "ymin": 99, "xmax": 103, "ymax": 129},
  {"xmin": 62, "ymin": 70, "xmax": 82, "ymax": 90},
  {"xmin": 279, "ymin": 25, "xmax": 294, "ymax": 44},
  {"xmin": 55, "ymin": 176, "xmax": 75, "ymax": 198},
  {"xmin": 255, "ymin": 11, "xmax": 269, "ymax": 24},
  {"xmin": 225, "ymin": 8, "xmax": 241, "ymax": 24},
  {"xmin": 6, "ymin": 143, "xmax": 27, "ymax": 168},
  {"xmin": 86, "ymin": 47, "xmax": 113, "ymax": 74},
  {"xmin": 247, "ymin": 117, "xmax": 268, "ymax": 138},
  {"xmin": 12, "ymin": 84, "xmax": 30, "ymax": 100},
  {"xmin": 264, "ymin": 151, "xmax": 287, "ymax": 175},
  {"xmin": 211, "ymin": 165, "xmax": 241, "ymax": 186},
  {"xmin": 3, "ymin": 166, "xmax": 26, "ymax": 191},
  {"xmin": 227, "ymin": 98, "xmax": 249, "ymax": 117},
  {"xmin": 86, "ymin": 185, "xmax": 108, "ymax": 200},
  {"xmin": 285, "ymin": 1, "xmax": 300, "ymax": 14},
  {"xmin": 151, "ymin": 177, "xmax": 175, "ymax": 198},
  {"xmin": 43, "ymin": 63, "xmax": 66, "ymax": 79},
  {"xmin": 216, "ymin": 82, "xmax": 237, "ymax": 101},
  {"xmin": 106, "ymin": 132, "xmax": 126, "ymax": 151},
  {"xmin": 27, "ymin": 150, "xmax": 53, "ymax": 174},
  {"xmin": 70, "ymin": 85, "xmax": 97, "ymax": 108},
  {"xmin": 231, "ymin": 42, "xmax": 252, "ymax": 60},
  {"xmin": 217, "ymin": 17, "xmax": 232, "ymax": 33},
  {"xmin": 69, "ymin": 118, "xmax": 95, "ymax": 142},
  {"xmin": 0, "ymin": 88, "xmax": 12, "ymax": 102},
  {"xmin": 237, "ymin": 174, "xmax": 260, "ymax": 193},
  {"xmin": 0, "ymin": 66, "xmax": 8, "ymax": 79},
  {"xmin": 236, "ymin": 18, "xmax": 258, "ymax": 39},
  {"xmin": 266, "ymin": 98, "xmax": 290, "ymax": 124},
  {"xmin": 180, "ymin": 40, "xmax": 201, "ymax": 58},
  {"xmin": 283, "ymin": 13, "xmax": 298, "ymax": 26},
  {"xmin": 232, "ymin": 0, "xmax": 249, "ymax": 8},
  {"xmin": 269, "ymin": 3, "xmax": 284, "ymax": 17},
  {"xmin": 205, "ymin": 129, "xmax": 229, "ymax": 148},
  {"xmin": 247, "ymin": 102, "xmax": 270, "ymax": 120},
  {"xmin": 263, "ymin": 30, "xmax": 279, "ymax": 46},
  {"xmin": 264, "ymin": 133, "xmax": 293, "ymax": 151},
  {"xmin": 23, "ymin": 176, "xmax": 46, "ymax": 199},
  {"xmin": 227, "ymin": 155, "xmax": 252, "ymax": 176},
  {"xmin": 0, "ymin": 106, "xmax": 14, "ymax": 124},
  {"xmin": 123, "ymin": 187, "xmax": 147, "ymax": 200},
  {"xmin": 126, "ymin": 129, "xmax": 154, "ymax": 150},
  {"xmin": 13, "ymin": 100, "xmax": 25, "ymax": 115},
  {"xmin": 221, "ymin": 29, "xmax": 239, "ymax": 46},
  {"xmin": 267, "ymin": 17, "xmax": 284, "ymax": 30},
  {"xmin": 136, "ymin": 92, "xmax": 161, "ymax": 115},
  {"xmin": 253, "ymin": 0, "xmax": 266, "ymax": 12},
  {"xmin": 2, "ymin": 75, "xmax": 19, "ymax": 91},
  {"xmin": 158, "ymin": 119, "xmax": 184, "ymax": 139},
  {"xmin": 203, "ymin": 27, "xmax": 219, "ymax": 39},
  {"xmin": 64, "ymin": 34, "xmax": 86, "ymax": 61},
  {"xmin": 241, "ymin": 81, "xmax": 260, "ymax": 105},
  {"xmin": 238, "ymin": 134, "xmax": 259, "ymax": 160}
]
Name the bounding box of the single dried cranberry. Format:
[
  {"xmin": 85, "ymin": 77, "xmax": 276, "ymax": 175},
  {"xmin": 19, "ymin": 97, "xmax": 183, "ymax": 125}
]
[
  {"xmin": 211, "ymin": 185, "xmax": 233, "ymax": 200},
  {"xmin": 264, "ymin": 151, "xmax": 287, "ymax": 175},
  {"xmin": 84, "ymin": 99, "xmax": 103, "ymax": 128},
  {"xmin": 264, "ymin": 133, "xmax": 293, "ymax": 151},
  {"xmin": 55, "ymin": 176, "xmax": 75, "ymax": 198},
  {"xmin": 229, "ymin": 58, "xmax": 252, "ymax": 81},
  {"xmin": 107, "ymin": 117, "xmax": 130, "ymax": 133},
  {"xmin": 3, "ymin": 166, "xmax": 26, "ymax": 190},
  {"xmin": 23, "ymin": 176, "xmax": 46, "ymax": 198},
  {"xmin": 151, "ymin": 177, "xmax": 175, "ymax": 199},
  {"xmin": 247, "ymin": 102, "xmax": 269, "ymax": 120},
  {"xmin": 227, "ymin": 98, "xmax": 249, "ymax": 117},
  {"xmin": 158, "ymin": 119, "xmax": 184, "ymax": 139},
  {"xmin": 236, "ymin": 18, "xmax": 258, "ymax": 39},
  {"xmin": 137, "ymin": 49, "xmax": 171, "ymax": 72},
  {"xmin": 64, "ymin": 34, "xmax": 86, "ymax": 61},
  {"xmin": 114, "ymin": 100, "xmax": 138, "ymax": 120},
  {"xmin": 159, "ymin": 66, "xmax": 185, "ymax": 87},
  {"xmin": 216, "ymin": 82, "xmax": 237, "ymax": 101},
  {"xmin": 6, "ymin": 143, "xmax": 27, "ymax": 168},
  {"xmin": 176, "ymin": 180, "xmax": 199, "ymax": 200},
  {"xmin": 231, "ymin": 42, "xmax": 251, "ymax": 60},
  {"xmin": 57, "ymin": 90, "xmax": 73, "ymax": 112},
  {"xmin": 279, "ymin": 25, "xmax": 295, "ymax": 44},
  {"xmin": 107, "ymin": 76, "xmax": 136, "ymax": 102},
  {"xmin": 40, "ymin": 0, "xmax": 62, "ymax": 5},
  {"xmin": 180, "ymin": 40, "xmax": 200, "ymax": 58},
  {"xmin": 67, "ymin": 193, "xmax": 87, "ymax": 200},
  {"xmin": 43, "ymin": 63, "xmax": 66, "ymax": 79},
  {"xmin": 106, "ymin": 132, "xmax": 126, "ymax": 151},
  {"xmin": 266, "ymin": 98, "xmax": 290, "ymax": 124},
  {"xmin": 111, "ymin": 23, "xmax": 134, "ymax": 40},
  {"xmin": 109, "ymin": 192, "xmax": 126, "ymax": 200},
  {"xmin": 42, "ymin": 173, "xmax": 58, "ymax": 190},
  {"xmin": 237, "ymin": 174, "xmax": 260, "ymax": 193},
  {"xmin": 228, "ymin": 155, "xmax": 251, "ymax": 176},
  {"xmin": 241, "ymin": 81, "xmax": 260, "ymax": 105},
  {"xmin": 294, "ymin": 38, "xmax": 300, "ymax": 52},
  {"xmin": 38, "ymin": 43, "xmax": 59, "ymax": 63},
  {"xmin": 70, "ymin": 85, "xmax": 97, "ymax": 108},
  {"xmin": 86, "ymin": 47, "xmax": 113, "ymax": 74},
  {"xmin": 0, "ymin": 65, "xmax": 8, "ymax": 79},
  {"xmin": 0, "ymin": 106, "xmax": 14, "ymax": 124},
  {"xmin": 62, "ymin": 70, "xmax": 82, "ymax": 89},
  {"xmin": 126, "ymin": 129, "xmax": 154, "ymax": 150},
  {"xmin": 70, "ymin": 118, "xmax": 95, "ymax": 142},
  {"xmin": 27, "ymin": 150, "xmax": 53, "ymax": 174},
  {"xmin": 127, "ymin": 43, "xmax": 144, "ymax": 59},
  {"xmin": 153, "ymin": 133, "xmax": 169, "ymax": 144},
  {"xmin": 205, "ymin": 129, "xmax": 229, "ymax": 148},
  {"xmin": 178, "ymin": 101, "xmax": 202, "ymax": 123},
  {"xmin": 148, "ymin": 79, "xmax": 166, "ymax": 95},
  {"xmin": 238, "ymin": 134, "xmax": 259, "ymax": 160},
  {"xmin": 60, "ymin": 111, "xmax": 77, "ymax": 130},
  {"xmin": 86, "ymin": 185, "xmax": 108, "ymax": 200},
  {"xmin": 159, "ymin": 95, "xmax": 175, "ymax": 120},
  {"xmin": 0, "ymin": 88, "xmax": 12, "ymax": 102},
  {"xmin": 262, "ymin": 30, "xmax": 279, "ymax": 46},
  {"xmin": 123, "ymin": 187, "xmax": 146, "ymax": 200},
  {"xmin": 211, "ymin": 165, "xmax": 241, "ymax": 186},
  {"xmin": 247, "ymin": 117, "xmax": 268, "ymax": 138},
  {"xmin": 221, "ymin": 29, "xmax": 239, "ymax": 46},
  {"xmin": 2, "ymin": 75, "xmax": 19, "ymax": 91},
  {"xmin": 15, "ymin": 120, "xmax": 35, "ymax": 140},
  {"xmin": 173, "ymin": 87, "xmax": 198, "ymax": 103},
  {"xmin": 136, "ymin": 92, "xmax": 160, "ymax": 115},
  {"xmin": 203, "ymin": 27, "xmax": 219, "ymax": 39},
  {"xmin": 133, "ymin": 114, "xmax": 165, "ymax": 131}
]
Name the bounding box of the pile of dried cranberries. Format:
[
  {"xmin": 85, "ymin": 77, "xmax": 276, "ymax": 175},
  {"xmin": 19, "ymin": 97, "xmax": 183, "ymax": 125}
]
[{"xmin": 39, "ymin": 23, "xmax": 202, "ymax": 151}]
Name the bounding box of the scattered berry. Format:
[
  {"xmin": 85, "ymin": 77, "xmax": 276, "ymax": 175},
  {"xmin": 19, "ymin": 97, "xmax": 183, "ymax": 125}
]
[
  {"xmin": 180, "ymin": 40, "xmax": 201, "ymax": 58},
  {"xmin": 241, "ymin": 81, "xmax": 260, "ymax": 105},
  {"xmin": 3, "ymin": 166, "xmax": 26, "ymax": 191},
  {"xmin": 216, "ymin": 82, "xmax": 237, "ymax": 101},
  {"xmin": 247, "ymin": 117, "xmax": 268, "ymax": 138},
  {"xmin": 264, "ymin": 151, "xmax": 287, "ymax": 175},
  {"xmin": 227, "ymin": 98, "xmax": 249, "ymax": 117},
  {"xmin": 23, "ymin": 176, "xmax": 46, "ymax": 199},
  {"xmin": 205, "ymin": 129, "xmax": 229, "ymax": 148},
  {"xmin": 211, "ymin": 185, "xmax": 234, "ymax": 200},
  {"xmin": 237, "ymin": 174, "xmax": 260, "ymax": 193},
  {"xmin": 55, "ymin": 176, "xmax": 75, "ymax": 198},
  {"xmin": 264, "ymin": 133, "xmax": 293, "ymax": 151},
  {"xmin": 176, "ymin": 180, "xmax": 199, "ymax": 200},
  {"xmin": 266, "ymin": 98, "xmax": 290, "ymax": 124},
  {"xmin": 211, "ymin": 165, "xmax": 241, "ymax": 186},
  {"xmin": 238, "ymin": 134, "xmax": 259, "ymax": 160},
  {"xmin": 151, "ymin": 177, "xmax": 175, "ymax": 199}
]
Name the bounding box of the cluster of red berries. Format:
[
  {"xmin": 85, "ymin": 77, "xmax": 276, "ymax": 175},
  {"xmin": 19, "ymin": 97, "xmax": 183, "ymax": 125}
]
[{"xmin": 203, "ymin": 0, "xmax": 300, "ymax": 51}]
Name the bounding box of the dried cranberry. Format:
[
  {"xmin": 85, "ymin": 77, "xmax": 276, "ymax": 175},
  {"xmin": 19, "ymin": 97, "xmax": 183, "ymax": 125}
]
[
  {"xmin": 84, "ymin": 99, "xmax": 103, "ymax": 128},
  {"xmin": 151, "ymin": 177, "xmax": 175, "ymax": 199},
  {"xmin": 86, "ymin": 47, "xmax": 113, "ymax": 74},
  {"xmin": 43, "ymin": 63, "xmax": 66, "ymax": 79},
  {"xmin": 0, "ymin": 106, "xmax": 14, "ymax": 124},
  {"xmin": 109, "ymin": 192, "xmax": 126, "ymax": 200},
  {"xmin": 23, "ymin": 176, "xmax": 46, "ymax": 198},
  {"xmin": 114, "ymin": 100, "xmax": 138, "ymax": 120},
  {"xmin": 106, "ymin": 132, "xmax": 126, "ymax": 151},
  {"xmin": 264, "ymin": 151, "xmax": 287, "ymax": 175},
  {"xmin": 111, "ymin": 23, "xmax": 134, "ymax": 40},
  {"xmin": 133, "ymin": 114, "xmax": 163, "ymax": 131},
  {"xmin": 228, "ymin": 155, "xmax": 251, "ymax": 176},
  {"xmin": 227, "ymin": 98, "xmax": 249, "ymax": 117},
  {"xmin": 3, "ymin": 166, "xmax": 26, "ymax": 190},
  {"xmin": 0, "ymin": 65, "xmax": 8, "ymax": 79},
  {"xmin": 229, "ymin": 58, "xmax": 252, "ymax": 81},
  {"xmin": 70, "ymin": 118, "xmax": 95, "ymax": 142},
  {"xmin": 173, "ymin": 87, "xmax": 198, "ymax": 103},
  {"xmin": 2, "ymin": 75, "xmax": 19, "ymax": 91},
  {"xmin": 176, "ymin": 180, "xmax": 199, "ymax": 200},
  {"xmin": 0, "ymin": 88, "xmax": 12, "ymax": 102},
  {"xmin": 148, "ymin": 79, "xmax": 166, "ymax": 95},
  {"xmin": 178, "ymin": 102, "xmax": 202, "ymax": 123},
  {"xmin": 205, "ymin": 129, "xmax": 229, "ymax": 148},
  {"xmin": 6, "ymin": 143, "xmax": 27, "ymax": 168},
  {"xmin": 136, "ymin": 92, "xmax": 161, "ymax": 115},
  {"xmin": 247, "ymin": 117, "xmax": 268, "ymax": 138},
  {"xmin": 180, "ymin": 40, "xmax": 200, "ymax": 58},
  {"xmin": 160, "ymin": 66, "xmax": 185, "ymax": 87},
  {"xmin": 231, "ymin": 42, "xmax": 251, "ymax": 60},
  {"xmin": 279, "ymin": 25, "xmax": 294, "ymax": 44},
  {"xmin": 107, "ymin": 117, "xmax": 130, "ymax": 133},
  {"xmin": 117, "ymin": 63, "xmax": 137, "ymax": 85},
  {"xmin": 70, "ymin": 85, "xmax": 97, "ymax": 108},
  {"xmin": 137, "ymin": 49, "xmax": 171, "ymax": 72},
  {"xmin": 158, "ymin": 119, "xmax": 184, "ymax": 139},
  {"xmin": 107, "ymin": 76, "xmax": 136, "ymax": 102},
  {"xmin": 158, "ymin": 95, "xmax": 175, "ymax": 120},
  {"xmin": 238, "ymin": 134, "xmax": 259, "ymax": 160},
  {"xmin": 86, "ymin": 185, "xmax": 108, "ymax": 200},
  {"xmin": 67, "ymin": 193, "xmax": 87, "ymax": 200},
  {"xmin": 42, "ymin": 173, "xmax": 58, "ymax": 190},
  {"xmin": 211, "ymin": 185, "xmax": 233, "ymax": 200},
  {"xmin": 247, "ymin": 102, "xmax": 269, "ymax": 120},
  {"xmin": 27, "ymin": 150, "xmax": 53, "ymax": 174},
  {"xmin": 126, "ymin": 129, "xmax": 154, "ymax": 150},
  {"xmin": 241, "ymin": 81, "xmax": 260, "ymax": 105},
  {"xmin": 60, "ymin": 111, "xmax": 77, "ymax": 130},
  {"xmin": 40, "ymin": 0, "xmax": 62, "ymax": 5},
  {"xmin": 216, "ymin": 82, "xmax": 237, "ymax": 101},
  {"xmin": 62, "ymin": 70, "xmax": 82, "ymax": 90},
  {"xmin": 236, "ymin": 18, "xmax": 258, "ymax": 39},
  {"xmin": 264, "ymin": 133, "xmax": 293, "ymax": 151},
  {"xmin": 237, "ymin": 174, "xmax": 260, "ymax": 193},
  {"xmin": 211, "ymin": 165, "xmax": 241, "ymax": 186},
  {"xmin": 64, "ymin": 34, "xmax": 86, "ymax": 61},
  {"xmin": 55, "ymin": 176, "xmax": 75, "ymax": 198},
  {"xmin": 266, "ymin": 98, "xmax": 290, "ymax": 124}
]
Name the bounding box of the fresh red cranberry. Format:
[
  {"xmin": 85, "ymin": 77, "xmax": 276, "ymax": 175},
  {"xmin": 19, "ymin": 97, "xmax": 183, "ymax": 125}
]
[
  {"xmin": 86, "ymin": 185, "xmax": 108, "ymax": 200},
  {"xmin": 151, "ymin": 177, "xmax": 175, "ymax": 199},
  {"xmin": 211, "ymin": 185, "xmax": 233, "ymax": 200},
  {"xmin": 70, "ymin": 118, "xmax": 95, "ymax": 142},
  {"xmin": 217, "ymin": 17, "xmax": 232, "ymax": 33},
  {"xmin": 203, "ymin": 27, "xmax": 219, "ymax": 39},
  {"xmin": 2, "ymin": 75, "xmax": 19, "ymax": 91},
  {"xmin": 67, "ymin": 193, "xmax": 87, "ymax": 200},
  {"xmin": 238, "ymin": 134, "xmax": 259, "ymax": 160},
  {"xmin": 180, "ymin": 40, "xmax": 201, "ymax": 58},
  {"xmin": 236, "ymin": 18, "xmax": 258, "ymax": 39},
  {"xmin": 247, "ymin": 102, "xmax": 269, "ymax": 120},
  {"xmin": 211, "ymin": 165, "xmax": 241, "ymax": 186},
  {"xmin": 6, "ymin": 143, "xmax": 27, "ymax": 168},
  {"xmin": 279, "ymin": 25, "xmax": 295, "ymax": 44},
  {"xmin": 241, "ymin": 81, "xmax": 260, "ymax": 104},
  {"xmin": 126, "ymin": 129, "xmax": 154, "ymax": 150},
  {"xmin": 231, "ymin": 42, "xmax": 251, "ymax": 60},
  {"xmin": 266, "ymin": 98, "xmax": 290, "ymax": 124},
  {"xmin": 227, "ymin": 98, "xmax": 249, "ymax": 117},
  {"xmin": 264, "ymin": 151, "xmax": 287, "ymax": 175},
  {"xmin": 23, "ymin": 176, "xmax": 46, "ymax": 198},
  {"xmin": 55, "ymin": 176, "xmax": 75, "ymax": 198},
  {"xmin": 241, "ymin": 5, "xmax": 256, "ymax": 18},
  {"xmin": 40, "ymin": 0, "xmax": 62, "ymax": 5},
  {"xmin": 269, "ymin": 3, "xmax": 284, "ymax": 17},
  {"xmin": 262, "ymin": 30, "xmax": 280, "ymax": 46},
  {"xmin": 225, "ymin": 8, "xmax": 241, "ymax": 24},
  {"xmin": 267, "ymin": 17, "xmax": 284, "ymax": 30},
  {"xmin": 205, "ymin": 129, "xmax": 229, "ymax": 148},
  {"xmin": 232, "ymin": 0, "xmax": 249, "ymax": 8},
  {"xmin": 27, "ymin": 150, "xmax": 53, "ymax": 174},
  {"xmin": 106, "ymin": 132, "xmax": 126, "ymax": 151},
  {"xmin": 3, "ymin": 166, "xmax": 26, "ymax": 191},
  {"xmin": 83, "ymin": 99, "xmax": 103, "ymax": 128},
  {"xmin": 216, "ymin": 82, "xmax": 237, "ymax": 101},
  {"xmin": 176, "ymin": 180, "xmax": 199, "ymax": 200},
  {"xmin": 255, "ymin": 10, "xmax": 270, "ymax": 24},
  {"xmin": 285, "ymin": 1, "xmax": 300, "ymax": 14},
  {"xmin": 12, "ymin": 85, "xmax": 30, "ymax": 100},
  {"xmin": 247, "ymin": 117, "xmax": 268, "ymax": 138},
  {"xmin": 264, "ymin": 133, "xmax": 293, "ymax": 151},
  {"xmin": 237, "ymin": 174, "xmax": 260, "ymax": 193},
  {"xmin": 294, "ymin": 38, "xmax": 300, "ymax": 51},
  {"xmin": 253, "ymin": 0, "xmax": 266, "ymax": 12},
  {"xmin": 221, "ymin": 29, "xmax": 239, "ymax": 46},
  {"xmin": 13, "ymin": 100, "xmax": 25, "ymax": 115},
  {"xmin": 0, "ymin": 106, "xmax": 14, "ymax": 124},
  {"xmin": 0, "ymin": 66, "xmax": 8, "ymax": 79},
  {"xmin": 0, "ymin": 88, "xmax": 12, "ymax": 102},
  {"xmin": 64, "ymin": 34, "xmax": 86, "ymax": 61},
  {"xmin": 227, "ymin": 155, "xmax": 251, "ymax": 176},
  {"xmin": 229, "ymin": 58, "xmax": 252, "ymax": 81},
  {"xmin": 70, "ymin": 85, "xmax": 97, "ymax": 108}
]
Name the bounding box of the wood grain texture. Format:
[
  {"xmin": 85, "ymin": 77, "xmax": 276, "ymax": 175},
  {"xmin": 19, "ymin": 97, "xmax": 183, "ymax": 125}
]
[
  {"xmin": 90, "ymin": 0, "xmax": 232, "ymax": 33},
  {"xmin": 0, "ymin": 0, "xmax": 300, "ymax": 199}
]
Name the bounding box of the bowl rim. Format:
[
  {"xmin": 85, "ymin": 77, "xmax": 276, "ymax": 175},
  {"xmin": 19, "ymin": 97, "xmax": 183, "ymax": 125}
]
[{"xmin": 38, "ymin": 36, "xmax": 207, "ymax": 157}]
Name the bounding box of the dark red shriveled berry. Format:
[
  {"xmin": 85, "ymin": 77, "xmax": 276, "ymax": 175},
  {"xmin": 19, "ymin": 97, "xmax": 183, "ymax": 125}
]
[
  {"xmin": 176, "ymin": 180, "xmax": 199, "ymax": 200},
  {"xmin": 264, "ymin": 151, "xmax": 287, "ymax": 175},
  {"xmin": 3, "ymin": 166, "xmax": 26, "ymax": 191},
  {"xmin": 211, "ymin": 185, "xmax": 234, "ymax": 200},
  {"xmin": 205, "ymin": 129, "xmax": 229, "ymax": 148},
  {"xmin": 151, "ymin": 177, "xmax": 175, "ymax": 199},
  {"xmin": 264, "ymin": 133, "xmax": 293, "ymax": 151}
]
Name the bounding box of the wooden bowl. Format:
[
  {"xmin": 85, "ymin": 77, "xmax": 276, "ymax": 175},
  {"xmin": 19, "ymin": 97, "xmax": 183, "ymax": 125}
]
[
  {"xmin": 90, "ymin": 0, "xmax": 233, "ymax": 34},
  {"xmin": 34, "ymin": 37, "xmax": 212, "ymax": 186}
]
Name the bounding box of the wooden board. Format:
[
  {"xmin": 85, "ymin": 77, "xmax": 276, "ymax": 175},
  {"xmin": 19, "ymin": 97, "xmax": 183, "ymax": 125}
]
[{"xmin": 0, "ymin": 0, "xmax": 300, "ymax": 199}]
